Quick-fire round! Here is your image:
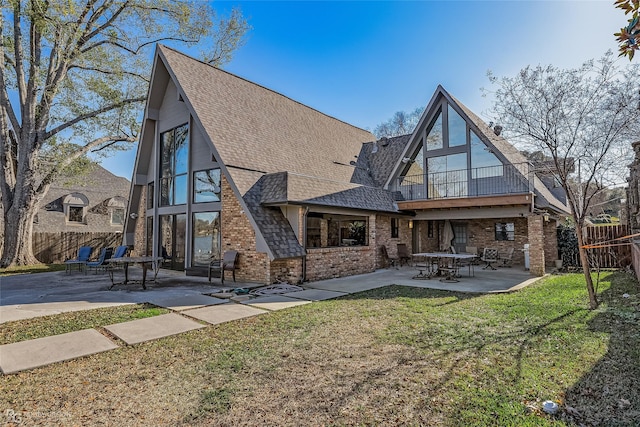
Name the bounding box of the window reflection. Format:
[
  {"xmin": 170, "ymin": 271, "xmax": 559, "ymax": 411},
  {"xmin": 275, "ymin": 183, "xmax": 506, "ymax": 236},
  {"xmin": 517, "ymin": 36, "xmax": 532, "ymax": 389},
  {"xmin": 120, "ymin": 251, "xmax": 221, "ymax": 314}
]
[
  {"xmin": 159, "ymin": 123, "xmax": 189, "ymax": 206},
  {"xmin": 426, "ymin": 110, "xmax": 443, "ymax": 150},
  {"xmin": 192, "ymin": 212, "xmax": 221, "ymax": 267},
  {"xmin": 193, "ymin": 169, "xmax": 221, "ymax": 203},
  {"xmin": 448, "ymin": 105, "xmax": 467, "ymax": 147}
]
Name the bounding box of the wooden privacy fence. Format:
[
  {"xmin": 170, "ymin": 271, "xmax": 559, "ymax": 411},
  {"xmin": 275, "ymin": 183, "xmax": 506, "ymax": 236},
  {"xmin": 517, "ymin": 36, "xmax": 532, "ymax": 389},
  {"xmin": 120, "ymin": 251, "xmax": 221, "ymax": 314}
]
[
  {"xmin": 559, "ymin": 224, "xmax": 632, "ymax": 269},
  {"xmin": 33, "ymin": 232, "xmax": 123, "ymax": 264}
]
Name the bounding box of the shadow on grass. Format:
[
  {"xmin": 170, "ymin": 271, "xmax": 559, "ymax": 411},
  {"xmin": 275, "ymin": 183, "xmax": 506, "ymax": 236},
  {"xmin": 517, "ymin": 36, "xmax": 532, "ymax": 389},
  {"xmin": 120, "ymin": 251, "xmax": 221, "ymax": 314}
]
[
  {"xmin": 337, "ymin": 284, "xmax": 481, "ymax": 306},
  {"xmin": 563, "ymin": 271, "xmax": 640, "ymax": 426}
]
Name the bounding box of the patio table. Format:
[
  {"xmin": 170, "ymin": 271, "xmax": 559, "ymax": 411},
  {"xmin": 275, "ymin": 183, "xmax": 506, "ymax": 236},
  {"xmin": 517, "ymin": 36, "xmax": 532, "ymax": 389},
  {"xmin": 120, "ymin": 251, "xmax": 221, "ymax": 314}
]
[
  {"xmin": 106, "ymin": 256, "xmax": 164, "ymax": 290},
  {"xmin": 411, "ymin": 253, "xmax": 477, "ymax": 282}
]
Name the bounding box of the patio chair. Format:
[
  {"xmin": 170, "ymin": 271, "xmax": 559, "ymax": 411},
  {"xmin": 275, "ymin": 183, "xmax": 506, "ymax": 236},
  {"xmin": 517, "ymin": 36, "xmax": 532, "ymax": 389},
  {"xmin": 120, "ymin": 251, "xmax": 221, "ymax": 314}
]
[
  {"xmin": 481, "ymin": 247, "xmax": 499, "ymax": 270},
  {"xmin": 465, "ymin": 247, "xmax": 480, "ymax": 265},
  {"xmin": 64, "ymin": 246, "xmax": 93, "ymax": 274},
  {"xmin": 499, "ymin": 247, "xmax": 515, "ymax": 267},
  {"xmin": 379, "ymin": 245, "xmax": 398, "ymax": 269},
  {"xmin": 397, "ymin": 243, "xmax": 411, "ymax": 266},
  {"xmin": 112, "ymin": 245, "xmax": 129, "ymax": 259},
  {"xmin": 85, "ymin": 247, "xmax": 114, "ymax": 274},
  {"xmin": 208, "ymin": 250, "xmax": 239, "ymax": 284}
]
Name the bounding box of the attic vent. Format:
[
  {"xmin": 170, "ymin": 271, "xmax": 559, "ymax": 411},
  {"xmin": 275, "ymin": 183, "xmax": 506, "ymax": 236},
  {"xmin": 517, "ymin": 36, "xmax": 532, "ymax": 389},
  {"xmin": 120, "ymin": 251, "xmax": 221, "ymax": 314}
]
[
  {"xmin": 493, "ymin": 125, "xmax": 503, "ymax": 136},
  {"xmin": 177, "ymin": 93, "xmax": 184, "ymax": 102}
]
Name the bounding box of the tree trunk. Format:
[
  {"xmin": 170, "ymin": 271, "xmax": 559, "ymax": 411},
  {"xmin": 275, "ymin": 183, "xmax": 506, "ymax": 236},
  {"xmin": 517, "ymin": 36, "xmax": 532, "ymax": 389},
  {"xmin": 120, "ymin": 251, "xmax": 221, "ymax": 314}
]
[
  {"xmin": 1, "ymin": 192, "xmax": 41, "ymax": 267},
  {"xmin": 575, "ymin": 223, "xmax": 598, "ymax": 309}
]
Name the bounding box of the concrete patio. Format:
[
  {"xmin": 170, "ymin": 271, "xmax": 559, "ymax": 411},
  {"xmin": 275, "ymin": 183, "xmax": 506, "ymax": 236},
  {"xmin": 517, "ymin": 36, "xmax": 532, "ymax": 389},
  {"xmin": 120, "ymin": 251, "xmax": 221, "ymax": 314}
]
[{"xmin": 0, "ymin": 264, "xmax": 540, "ymax": 373}]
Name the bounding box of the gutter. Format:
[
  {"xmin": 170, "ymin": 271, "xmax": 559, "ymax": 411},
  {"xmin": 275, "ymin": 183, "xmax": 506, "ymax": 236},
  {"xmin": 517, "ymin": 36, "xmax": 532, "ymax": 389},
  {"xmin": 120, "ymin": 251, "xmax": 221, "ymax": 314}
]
[{"xmin": 302, "ymin": 206, "xmax": 309, "ymax": 282}]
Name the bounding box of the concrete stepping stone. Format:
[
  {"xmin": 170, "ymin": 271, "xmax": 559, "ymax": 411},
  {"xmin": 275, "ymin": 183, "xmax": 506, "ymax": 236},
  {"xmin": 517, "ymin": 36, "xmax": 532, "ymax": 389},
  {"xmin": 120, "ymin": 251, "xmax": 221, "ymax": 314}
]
[
  {"xmin": 0, "ymin": 329, "xmax": 118, "ymax": 374},
  {"xmin": 241, "ymin": 295, "xmax": 310, "ymax": 311},
  {"xmin": 104, "ymin": 313, "xmax": 205, "ymax": 345},
  {"xmin": 183, "ymin": 304, "xmax": 267, "ymax": 325},
  {"xmin": 283, "ymin": 289, "xmax": 347, "ymax": 301},
  {"xmin": 148, "ymin": 294, "xmax": 228, "ymax": 311}
]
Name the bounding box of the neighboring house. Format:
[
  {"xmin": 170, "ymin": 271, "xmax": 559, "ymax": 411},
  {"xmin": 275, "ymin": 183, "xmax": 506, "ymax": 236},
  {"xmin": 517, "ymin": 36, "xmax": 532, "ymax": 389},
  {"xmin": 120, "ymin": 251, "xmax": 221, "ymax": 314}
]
[
  {"xmin": 34, "ymin": 164, "xmax": 130, "ymax": 233},
  {"xmin": 124, "ymin": 45, "xmax": 570, "ymax": 284}
]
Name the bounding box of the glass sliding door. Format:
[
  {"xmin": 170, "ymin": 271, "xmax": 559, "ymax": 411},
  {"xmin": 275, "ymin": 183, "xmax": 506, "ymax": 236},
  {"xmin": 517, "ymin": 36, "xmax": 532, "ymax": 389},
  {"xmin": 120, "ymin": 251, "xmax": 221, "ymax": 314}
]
[
  {"xmin": 192, "ymin": 212, "xmax": 221, "ymax": 267},
  {"xmin": 159, "ymin": 214, "xmax": 186, "ymax": 270}
]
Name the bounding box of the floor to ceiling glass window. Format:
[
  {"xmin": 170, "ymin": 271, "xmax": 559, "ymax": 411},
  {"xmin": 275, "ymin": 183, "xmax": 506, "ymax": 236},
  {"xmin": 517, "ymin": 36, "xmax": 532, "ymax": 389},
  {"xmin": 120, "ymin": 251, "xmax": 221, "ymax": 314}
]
[
  {"xmin": 397, "ymin": 99, "xmax": 507, "ymax": 200},
  {"xmin": 428, "ymin": 153, "xmax": 468, "ymax": 198},
  {"xmin": 159, "ymin": 214, "xmax": 186, "ymax": 270},
  {"xmin": 192, "ymin": 212, "xmax": 221, "ymax": 267},
  {"xmin": 160, "ymin": 124, "xmax": 189, "ymax": 206}
]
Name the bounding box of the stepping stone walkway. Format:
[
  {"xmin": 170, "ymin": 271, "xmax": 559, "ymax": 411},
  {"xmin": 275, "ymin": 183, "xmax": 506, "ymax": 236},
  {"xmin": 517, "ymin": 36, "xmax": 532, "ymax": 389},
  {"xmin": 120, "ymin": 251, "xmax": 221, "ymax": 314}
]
[
  {"xmin": 242, "ymin": 295, "xmax": 311, "ymax": 311},
  {"xmin": 1, "ymin": 288, "xmax": 345, "ymax": 373},
  {"xmin": 0, "ymin": 329, "xmax": 118, "ymax": 374},
  {"xmin": 148, "ymin": 294, "xmax": 228, "ymax": 311},
  {"xmin": 104, "ymin": 313, "xmax": 206, "ymax": 345},
  {"xmin": 184, "ymin": 304, "xmax": 266, "ymax": 325}
]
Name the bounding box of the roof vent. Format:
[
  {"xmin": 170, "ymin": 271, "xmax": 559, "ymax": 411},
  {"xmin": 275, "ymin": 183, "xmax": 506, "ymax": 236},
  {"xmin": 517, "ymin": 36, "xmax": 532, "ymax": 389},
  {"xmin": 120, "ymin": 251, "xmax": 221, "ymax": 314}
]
[
  {"xmin": 493, "ymin": 125, "xmax": 503, "ymax": 136},
  {"xmin": 380, "ymin": 136, "xmax": 389, "ymax": 147}
]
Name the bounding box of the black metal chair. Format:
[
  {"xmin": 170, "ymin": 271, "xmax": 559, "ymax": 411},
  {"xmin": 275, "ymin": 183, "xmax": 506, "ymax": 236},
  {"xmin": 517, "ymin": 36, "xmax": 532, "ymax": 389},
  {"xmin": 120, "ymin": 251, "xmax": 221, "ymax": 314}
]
[
  {"xmin": 208, "ymin": 250, "xmax": 239, "ymax": 284},
  {"xmin": 481, "ymin": 247, "xmax": 500, "ymax": 270},
  {"xmin": 397, "ymin": 243, "xmax": 411, "ymax": 266}
]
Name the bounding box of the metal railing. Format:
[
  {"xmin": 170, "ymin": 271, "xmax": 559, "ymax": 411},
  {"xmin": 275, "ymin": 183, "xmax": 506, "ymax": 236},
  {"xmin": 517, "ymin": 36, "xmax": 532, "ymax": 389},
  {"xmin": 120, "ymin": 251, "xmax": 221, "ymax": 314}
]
[{"xmin": 393, "ymin": 162, "xmax": 533, "ymax": 201}]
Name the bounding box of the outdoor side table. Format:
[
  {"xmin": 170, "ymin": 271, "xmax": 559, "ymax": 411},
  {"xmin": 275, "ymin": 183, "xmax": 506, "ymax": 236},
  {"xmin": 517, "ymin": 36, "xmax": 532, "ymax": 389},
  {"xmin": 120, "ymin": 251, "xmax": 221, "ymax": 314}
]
[{"xmin": 106, "ymin": 256, "xmax": 164, "ymax": 290}]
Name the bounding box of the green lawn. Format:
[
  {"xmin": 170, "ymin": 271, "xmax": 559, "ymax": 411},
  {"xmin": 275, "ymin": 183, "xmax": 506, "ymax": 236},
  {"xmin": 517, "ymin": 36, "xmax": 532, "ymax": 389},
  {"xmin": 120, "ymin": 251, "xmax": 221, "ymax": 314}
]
[{"xmin": 0, "ymin": 272, "xmax": 638, "ymax": 426}]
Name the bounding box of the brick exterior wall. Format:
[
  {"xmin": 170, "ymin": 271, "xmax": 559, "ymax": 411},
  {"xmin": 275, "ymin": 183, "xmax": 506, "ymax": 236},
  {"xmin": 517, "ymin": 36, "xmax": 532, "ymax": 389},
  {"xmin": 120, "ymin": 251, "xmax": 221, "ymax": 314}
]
[
  {"xmin": 466, "ymin": 217, "xmax": 528, "ymax": 265},
  {"xmin": 220, "ymin": 176, "xmax": 271, "ymax": 284},
  {"xmin": 132, "ymin": 184, "xmax": 147, "ymax": 256},
  {"xmin": 375, "ymin": 215, "xmax": 413, "ymax": 268},
  {"xmin": 527, "ymin": 215, "xmax": 545, "ymax": 276},
  {"xmin": 306, "ymin": 246, "xmax": 376, "ymax": 281},
  {"xmin": 416, "ymin": 220, "xmax": 442, "ymax": 253}
]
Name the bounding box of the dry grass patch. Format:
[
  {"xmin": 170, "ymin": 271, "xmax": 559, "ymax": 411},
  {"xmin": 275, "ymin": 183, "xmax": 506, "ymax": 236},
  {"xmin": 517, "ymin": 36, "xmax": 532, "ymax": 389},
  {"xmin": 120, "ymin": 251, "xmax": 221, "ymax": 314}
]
[{"xmin": 0, "ymin": 273, "xmax": 638, "ymax": 426}]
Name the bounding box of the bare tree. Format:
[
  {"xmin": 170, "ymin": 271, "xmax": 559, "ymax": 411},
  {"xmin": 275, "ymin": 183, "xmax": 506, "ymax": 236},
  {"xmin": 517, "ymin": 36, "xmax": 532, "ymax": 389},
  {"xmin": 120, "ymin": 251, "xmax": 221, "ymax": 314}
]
[
  {"xmin": 0, "ymin": 1, "xmax": 249, "ymax": 267},
  {"xmin": 489, "ymin": 52, "xmax": 640, "ymax": 309},
  {"xmin": 374, "ymin": 107, "xmax": 424, "ymax": 138}
]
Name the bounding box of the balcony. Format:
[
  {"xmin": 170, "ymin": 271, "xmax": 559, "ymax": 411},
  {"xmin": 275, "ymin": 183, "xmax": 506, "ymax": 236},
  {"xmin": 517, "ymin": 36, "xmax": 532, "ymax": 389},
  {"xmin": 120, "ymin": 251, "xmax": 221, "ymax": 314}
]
[{"xmin": 393, "ymin": 162, "xmax": 534, "ymax": 209}]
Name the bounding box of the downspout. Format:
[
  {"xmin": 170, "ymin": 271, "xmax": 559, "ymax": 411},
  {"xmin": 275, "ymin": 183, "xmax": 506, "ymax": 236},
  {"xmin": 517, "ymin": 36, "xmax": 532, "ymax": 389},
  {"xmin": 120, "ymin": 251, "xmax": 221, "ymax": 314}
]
[{"xmin": 302, "ymin": 206, "xmax": 309, "ymax": 282}]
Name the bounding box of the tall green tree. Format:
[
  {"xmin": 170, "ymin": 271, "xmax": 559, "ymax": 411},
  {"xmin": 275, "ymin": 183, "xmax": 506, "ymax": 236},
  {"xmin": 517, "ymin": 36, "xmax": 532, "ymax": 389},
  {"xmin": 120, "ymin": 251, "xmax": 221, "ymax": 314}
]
[
  {"xmin": 489, "ymin": 53, "xmax": 640, "ymax": 309},
  {"xmin": 0, "ymin": 0, "xmax": 249, "ymax": 267}
]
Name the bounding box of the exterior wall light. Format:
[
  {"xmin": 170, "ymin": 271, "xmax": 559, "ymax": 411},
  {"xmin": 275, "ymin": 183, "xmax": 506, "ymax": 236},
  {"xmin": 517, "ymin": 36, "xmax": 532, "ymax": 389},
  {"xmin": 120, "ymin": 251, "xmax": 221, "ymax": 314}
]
[{"xmin": 408, "ymin": 220, "xmax": 414, "ymax": 229}]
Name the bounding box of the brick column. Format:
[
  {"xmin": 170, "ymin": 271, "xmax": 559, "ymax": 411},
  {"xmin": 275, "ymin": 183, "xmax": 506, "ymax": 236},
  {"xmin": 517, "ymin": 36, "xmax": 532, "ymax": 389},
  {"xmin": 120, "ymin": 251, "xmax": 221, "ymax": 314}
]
[{"xmin": 527, "ymin": 215, "xmax": 545, "ymax": 276}]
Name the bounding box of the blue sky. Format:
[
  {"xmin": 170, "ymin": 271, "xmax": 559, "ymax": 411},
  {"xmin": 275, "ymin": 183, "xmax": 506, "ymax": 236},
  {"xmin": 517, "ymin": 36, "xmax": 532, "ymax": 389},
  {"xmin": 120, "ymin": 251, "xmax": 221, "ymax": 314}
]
[{"xmin": 100, "ymin": 0, "xmax": 626, "ymax": 178}]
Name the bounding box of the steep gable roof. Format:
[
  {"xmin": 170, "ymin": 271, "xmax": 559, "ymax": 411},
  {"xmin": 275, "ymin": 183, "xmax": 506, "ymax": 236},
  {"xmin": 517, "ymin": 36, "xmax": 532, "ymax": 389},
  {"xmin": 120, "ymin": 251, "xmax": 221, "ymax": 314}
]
[
  {"xmin": 157, "ymin": 45, "xmax": 375, "ymax": 195},
  {"xmin": 387, "ymin": 85, "xmax": 570, "ymax": 214}
]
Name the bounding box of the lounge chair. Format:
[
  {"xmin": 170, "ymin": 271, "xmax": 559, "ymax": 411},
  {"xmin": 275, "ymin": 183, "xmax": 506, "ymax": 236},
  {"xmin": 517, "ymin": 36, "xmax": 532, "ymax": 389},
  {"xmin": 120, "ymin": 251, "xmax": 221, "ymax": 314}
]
[
  {"xmin": 208, "ymin": 250, "xmax": 239, "ymax": 284},
  {"xmin": 85, "ymin": 247, "xmax": 114, "ymax": 274},
  {"xmin": 64, "ymin": 246, "xmax": 93, "ymax": 274},
  {"xmin": 112, "ymin": 245, "xmax": 129, "ymax": 259}
]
